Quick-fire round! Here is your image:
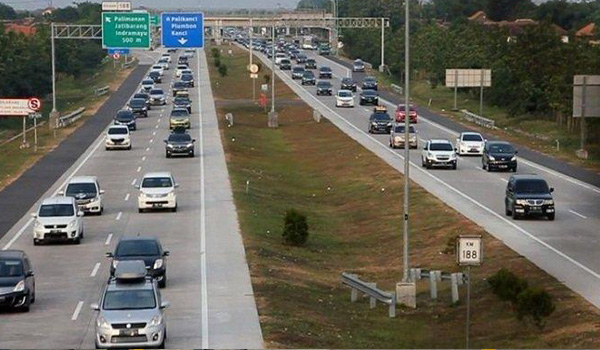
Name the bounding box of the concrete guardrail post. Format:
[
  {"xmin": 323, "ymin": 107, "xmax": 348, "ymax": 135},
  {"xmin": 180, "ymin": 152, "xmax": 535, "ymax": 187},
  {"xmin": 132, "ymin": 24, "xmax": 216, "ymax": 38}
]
[
  {"xmin": 451, "ymin": 273, "xmax": 460, "ymax": 303},
  {"xmin": 429, "ymin": 271, "xmax": 438, "ymax": 300},
  {"xmin": 367, "ymin": 283, "xmax": 377, "ymax": 309}
]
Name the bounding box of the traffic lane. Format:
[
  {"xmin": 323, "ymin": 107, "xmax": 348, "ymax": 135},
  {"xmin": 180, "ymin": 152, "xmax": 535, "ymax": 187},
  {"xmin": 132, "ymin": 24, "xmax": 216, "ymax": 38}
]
[{"xmin": 318, "ymin": 53, "xmax": 600, "ymax": 189}]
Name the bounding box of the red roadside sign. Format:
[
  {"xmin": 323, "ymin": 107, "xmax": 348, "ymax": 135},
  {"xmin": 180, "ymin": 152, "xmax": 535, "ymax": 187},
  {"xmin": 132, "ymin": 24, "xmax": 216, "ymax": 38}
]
[{"xmin": 259, "ymin": 93, "xmax": 267, "ymax": 107}]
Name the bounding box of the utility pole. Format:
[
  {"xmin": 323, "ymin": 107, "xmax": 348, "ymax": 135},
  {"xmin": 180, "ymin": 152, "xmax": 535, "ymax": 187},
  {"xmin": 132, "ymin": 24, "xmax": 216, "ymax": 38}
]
[
  {"xmin": 379, "ymin": 17, "xmax": 385, "ymax": 72},
  {"xmin": 402, "ymin": 0, "xmax": 410, "ymax": 285},
  {"xmin": 271, "ymin": 24, "xmax": 276, "ymax": 114},
  {"xmin": 49, "ymin": 22, "xmax": 59, "ymax": 133},
  {"xmin": 249, "ymin": 19, "xmax": 255, "ymax": 101}
]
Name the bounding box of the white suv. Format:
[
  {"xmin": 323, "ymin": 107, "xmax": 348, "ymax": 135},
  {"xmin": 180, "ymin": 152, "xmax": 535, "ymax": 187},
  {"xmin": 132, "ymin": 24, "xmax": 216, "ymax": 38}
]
[
  {"xmin": 32, "ymin": 196, "xmax": 84, "ymax": 245},
  {"xmin": 456, "ymin": 132, "xmax": 485, "ymax": 156},
  {"xmin": 421, "ymin": 139, "xmax": 457, "ymax": 169},
  {"xmin": 105, "ymin": 125, "xmax": 131, "ymax": 150},
  {"xmin": 60, "ymin": 176, "xmax": 104, "ymax": 215},
  {"xmin": 137, "ymin": 172, "xmax": 178, "ymax": 213}
]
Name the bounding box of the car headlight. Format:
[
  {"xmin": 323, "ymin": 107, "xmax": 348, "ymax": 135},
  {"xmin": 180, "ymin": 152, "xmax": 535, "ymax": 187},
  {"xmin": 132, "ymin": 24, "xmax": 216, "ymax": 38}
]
[
  {"xmin": 387, "ymin": 122, "xmax": 392, "ymax": 126},
  {"xmin": 427, "ymin": 152, "xmax": 434, "ymax": 158},
  {"xmin": 450, "ymin": 153, "xmax": 457, "ymax": 159},
  {"xmin": 543, "ymin": 199, "xmax": 554, "ymax": 205},
  {"xmin": 371, "ymin": 122, "xmax": 377, "ymax": 126},
  {"xmin": 167, "ymin": 144, "xmax": 174, "ymax": 149},
  {"xmin": 511, "ymin": 156, "xmax": 516, "ymax": 161},
  {"xmin": 143, "ymin": 107, "xmax": 147, "ymax": 111},
  {"xmin": 13, "ymin": 280, "xmax": 25, "ymax": 292},
  {"xmin": 186, "ymin": 143, "xmax": 194, "ymax": 148},
  {"xmin": 394, "ymin": 137, "xmax": 402, "ymax": 142},
  {"xmin": 149, "ymin": 315, "xmax": 163, "ymax": 327},
  {"xmin": 68, "ymin": 220, "xmax": 77, "ymax": 228},
  {"xmin": 112, "ymin": 260, "xmax": 118, "ymax": 269},
  {"xmin": 34, "ymin": 220, "xmax": 43, "ymax": 229},
  {"xmin": 516, "ymin": 199, "xmax": 528, "ymax": 205},
  {"xmin": 153, "ymin": 258, "xmax": 164, "ymax": 269},
  {"xmin": 488, "ymin": 156, "xmax": 496, "ymax": 161},
  {"xmin": 97, "ymin": 316, "xmax": 110, "ymax": 329}
]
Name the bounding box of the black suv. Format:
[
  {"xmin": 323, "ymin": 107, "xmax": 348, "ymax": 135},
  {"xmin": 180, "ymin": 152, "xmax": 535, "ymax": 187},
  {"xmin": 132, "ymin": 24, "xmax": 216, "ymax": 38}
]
[
  {"xmin": 128, "ymin": 98, "xmax": 148, "ymax": 118},
  {"xmin": 483, "ymin": 141, "xmax": 517, "ymax": 172},
  {"xmin": 368, "ymin": 112, "xmax": 393, "ymax": 134},
  {"xmin": 0, "ymin": 250, "xmax": 35, "ymax": 312},
  {"xmin": 114, "ymin": 110, "xmax": 136, "ymax": 130},
  {"xmin": 107, "ymin": 236, "xmax": 170, "ymax": 288},
  {"xmin": 341, "ymin": 77, "xmax": 357, "ymax": 92},
  {"xmin": 362, "ymin": 76, "xmax": 378, "ymax": 90},
  {"xmin": 279, "ymin": 59, "xmax": 292, "ymax": 70},
  {"xmin": 133, "ymin": 93, "xmax": 151, "ymax": 110},
  {"xmin": 164, "ymin": 128, "xmax": 195, "ymax": 157},
  {"xmin": 318, "ymin": 66, "xmax": 332, "ymax": 79},
  {"xmin": 148, "ymin": 71, "xmax": 162, "ymax": 84},
  {"xmin": 292, "ymin": 66, "xmax": 305, "ymax": 79},
  {"xmin": 172, "ymin": 81, "xmax": 188, "ymax": 96},
  {"xmin": 301, "ymin": 70, "xmax": 316, "ymax": 85},
  {"xmin": 316, "ymin": 80, "xmax": 333, "ymax": 96},
  {"xmin": 173, "ymin": 96, "xmax": 192, "ymax": 113},
  {"xmin": 505, "ymin": 174, "xmax": 555, "ymax": 220},
  {"xmin": 305, "ymin": 58, "xmax": 317, "ymax": 69},
  {"xmin": 360, "ymin": 89, "xmax": 379, "ymax": 105}
]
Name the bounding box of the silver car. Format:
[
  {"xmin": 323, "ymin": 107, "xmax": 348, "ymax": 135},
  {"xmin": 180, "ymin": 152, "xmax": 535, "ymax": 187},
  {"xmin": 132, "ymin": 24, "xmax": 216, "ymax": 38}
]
[
  {"xmin": 91, "ymin": 261, "xmax": 169, "ymax": 349},
  {"xmin": 149, "ymin": 88, "xmax": 166, "ymax": 106}
]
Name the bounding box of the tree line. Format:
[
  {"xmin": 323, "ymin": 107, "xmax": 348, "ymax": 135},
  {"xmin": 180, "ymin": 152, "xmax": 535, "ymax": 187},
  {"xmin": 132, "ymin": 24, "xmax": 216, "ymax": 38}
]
[{"xmin": 0, "ymin": 2, "xmax": 105, "ymax": 99}]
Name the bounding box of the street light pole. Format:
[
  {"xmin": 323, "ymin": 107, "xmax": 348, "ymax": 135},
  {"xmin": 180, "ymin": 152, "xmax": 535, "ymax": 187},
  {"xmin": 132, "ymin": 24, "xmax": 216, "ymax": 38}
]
[
  {"xmin": 271, "ymin": 23, "xmax": 276, "ymax": 113},
  {"xmin": 51, "ymin": 22, "xmax": 57, "ymax": 113},
  {"xmin": 330, "ymin": 0, "xmax": 337, "ymax": 55},
  {"xmin": 402, "ymin": 0, "xmax": 410, "ymax": 283}
]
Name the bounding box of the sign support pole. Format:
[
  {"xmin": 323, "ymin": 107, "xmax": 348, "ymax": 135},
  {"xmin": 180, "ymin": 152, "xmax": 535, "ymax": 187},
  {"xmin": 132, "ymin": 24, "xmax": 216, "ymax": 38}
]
[
  {"xmin": 51, "ymin": 22, "xmax": 57, "ymax": 114},
  {"xmin": 34, "ymin": 116, "xmax": 38, "ymax": 153},
  {"xmin": 465, "ymin": 265, "xmax": 471, "ymax": 349},
  {"xmin": 453, "ymin": 70, "xmax": 458, "ymax": 111},
  {"xmin": 480, "ymin": 69, "xmax": 484, "ymax": 118},
  {"xmin": 580, "ymin": 76, "xmax": 587, "ymax": 152}
]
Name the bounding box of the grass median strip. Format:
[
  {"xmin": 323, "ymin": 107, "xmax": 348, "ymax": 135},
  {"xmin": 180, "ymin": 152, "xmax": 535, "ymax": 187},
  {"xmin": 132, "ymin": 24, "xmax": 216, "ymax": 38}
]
[{"xmin": 208, "ymin": 45, "xmax": 600, "ymax": 348}]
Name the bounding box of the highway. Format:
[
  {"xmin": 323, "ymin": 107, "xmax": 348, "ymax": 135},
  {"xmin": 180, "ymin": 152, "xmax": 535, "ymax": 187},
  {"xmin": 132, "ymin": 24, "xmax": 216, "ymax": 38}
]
[
  {"xmin": 249, "ymin": 45, "xmax": 600, "ymax": 309},
  {"xmin": 0, "ymin": 49, "xmax": 262, "ymax": 348}
]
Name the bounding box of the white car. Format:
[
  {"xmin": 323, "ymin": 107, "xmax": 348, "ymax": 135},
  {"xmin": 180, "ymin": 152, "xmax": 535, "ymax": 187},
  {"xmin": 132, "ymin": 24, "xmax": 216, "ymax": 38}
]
[
  {"xmin": 183, "ymin": 49, "xmax": 195, "ymax": 58},
  {"xmin": 275, "ymin": 53, "xmax": 287, "ymax": 65},
  {"xmin": 137, "ymin": 172, "xmax": 178, "ymax": 212},
  {"xmin": 151, "ymin": 65, "xmax": 164, "ymax": 76},
  {"xmin": 141, "ymin": 79, "xmax": 155, "ymax": 92},
  {"xmin": 105, "ymin": 125, "xmax": 131, "ymax": 150},
  {"xmin": 157, "ymin": 58, "xmax": 170, "ymax": 70},
  {"xmin": 456, "ymin": 132, "xmax": 485, "ymax": 156},
  {"xmin": 32, "ymin": 196, "xmax": 84, "ymax": 245},
  {"xmin": 160, "ymin": 53, "xmax": 172, "ymax": 63},
  {"xmin": 421, "ymin": 139, "xmax": 457, "ymax": 169},
  {"xmin": 60, "ymin": 176, "xmax": 104, "ymax": 215},
  {"xmin": 335, "ymin": 90, "xmax": 355, "ymax": 108},
  {"xmin": 176, "ymin": 65, "xmax": 189, "ymax": 78}
]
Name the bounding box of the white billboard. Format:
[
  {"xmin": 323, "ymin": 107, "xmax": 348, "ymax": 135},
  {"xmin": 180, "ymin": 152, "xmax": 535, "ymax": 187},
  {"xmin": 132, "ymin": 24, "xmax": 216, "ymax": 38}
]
[
  {"xmin": 0, "ymin": 99, "xmax": 40, "ymax": 116},
  {"xmin": 573, "ymin": 75, "xmax": 600, "ymax": 118},
  {"xmin": 446, "ymin": 69, "xmax": 492, "ymax": 88}
]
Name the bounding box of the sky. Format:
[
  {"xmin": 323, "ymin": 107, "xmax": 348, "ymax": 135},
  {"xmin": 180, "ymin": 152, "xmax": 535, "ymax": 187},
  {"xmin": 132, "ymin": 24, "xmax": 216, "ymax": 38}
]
[{"xmin": 4, "ymin": 0, "xmax": 301, "ymax": 11}]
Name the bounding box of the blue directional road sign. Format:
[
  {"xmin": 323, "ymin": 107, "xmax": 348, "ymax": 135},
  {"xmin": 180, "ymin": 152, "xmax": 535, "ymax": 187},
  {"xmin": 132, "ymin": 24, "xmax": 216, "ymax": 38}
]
[
  {"xmin": 161, "ymin": 12, "xmax": 204, "ymax": 49},
  {"xmin": 107, "ymin": 48, "xmax": 130, "ymax": 55}
]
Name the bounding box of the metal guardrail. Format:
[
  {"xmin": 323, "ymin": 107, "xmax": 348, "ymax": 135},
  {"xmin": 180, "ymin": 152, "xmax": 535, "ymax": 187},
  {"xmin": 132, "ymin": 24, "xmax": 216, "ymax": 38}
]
[
  {"xmin": 409, "ymin": 268, "xmax": 467, "ymax": 303},
  {"xmin": 122, "ymin": 58, "xmax": 137, "ymax": 69},
  {"xmin": 390, "ymin": 83, "xmax": 403, "ymax": 96},
  {"xmin": 94, "ymin": 85, "xmax": 110, "ymax": 97},
  {"xmin": 58, "ymin": 107, "xmax": 86, "ymax": 128},
  {"xmin": 341, "ymin": 272, "xmax": 396, "ymax": 317},
  {"xmin": 460, "ymin": 109, "xmax": 496, "ymax": 129}
]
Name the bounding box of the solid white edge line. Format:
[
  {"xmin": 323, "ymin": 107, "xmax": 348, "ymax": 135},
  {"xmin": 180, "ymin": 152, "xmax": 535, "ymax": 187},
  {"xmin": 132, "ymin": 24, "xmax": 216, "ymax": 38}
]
[
  {"xmin": 90, "ymin": 262, "xmax": 101, "ymax": 277},
  {"xmin": 71, "ymin": 301, "xmax": 84, "ymax": 321},
  {"xmin": 105, "ymin": 233, "xmax": 113, "ymax": 246},
  {"xmin": 569, "ymin": 209, "xmax": 588, "ymax": 219},
  {"xmin": 257, "ymin": 48, "xmax": 600, "ymax": 282},
  {"xmin": 198, "ymin": 48, "xmax": 209, "ymax": 349}
]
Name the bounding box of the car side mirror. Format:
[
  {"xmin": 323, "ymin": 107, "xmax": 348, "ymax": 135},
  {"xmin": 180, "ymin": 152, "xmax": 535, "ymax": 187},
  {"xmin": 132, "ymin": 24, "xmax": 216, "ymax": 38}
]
[
  {"xmin": 163, "ymin": 251, "xmax": 170, "ymax": 257},
  {"xmin": 454, "ymin": 148, "xmax": 458, "ymax": 152},
  {"xmin": 105, "ymin": 252, "xmax": 113, "ymax": 258},
  {"xmin": 550, "ymin": 187, "xmax": 554, "ymax": 193},
  {"xmin": 134, "ymin": 185, "xmax": 140, "ymax": 189},
  {"xmin": 99, "ymin": 190, "xmax": 105, "ymax": 195},
  {"xmin": 26, "ymin": 270, "xmax": 35, "ymax": 277},
  {"xmin": 77, "ymin": 211, "xmax": 84, "ymax": 217},
  {"xmin": 515, "ymin": 149, "xmax": 518, "ymax": 154},
  {"xmin": 192, "ymin": 139, "xmax": 196, "ymax": 143},
  {"xmin": 160, "ymin": 301, "xmax": 170, "ymax": 309},
  {"xmin": 164, "ymin": 140, "xmax": 168, "ymax": 144},
  {"xmin": 484, "ymin": 139, "xmax": 487, "ymax": 142},
  {"xmin": 90, "ymin": 303, "xmax": 100, "ymax": 311},
  {"xmin": 174, "ymin": 184, "xmax": 179, "ymax": 188},
  {"xmin": 58, "ymin": 190, "xmax": 64, "ymax": 195},
  {"xmin": 30, "ymin": 213, "xmax": 37, "ymax": 218}
]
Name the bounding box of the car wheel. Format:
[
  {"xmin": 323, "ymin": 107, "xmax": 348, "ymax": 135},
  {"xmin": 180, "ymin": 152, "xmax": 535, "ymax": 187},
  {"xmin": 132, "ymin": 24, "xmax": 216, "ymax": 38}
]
[
  {"xmin": 166, "ymin": 152, "xmax": 170, "ymax": 158},
  {"xmin": 548, "ymin": 213, "xmax": 555, "ymax": 221},
  {"xmin": 512, "ymin": 166, "xmax": 517, "ymax": 172},
  {"xmin": 171, "ymin": 205, "xmax": 177, "ymax": 213},
  {"xmin": 482, "ymin": 162, "xmax": 486, "ymax": 170},
  {"xmin": 80, "ymin": 228, "xmax": 84, "ymax": 239},
  {"xmin": 452, "ymin": 163, "xmax": 457, "ymax": 170},
  {"xmin": 20, "ymin": 295, "xmax": 30, "ymax": 312},
  {"xmin": 31, "ymin": 289, "xmax": 35, "ymax": 303},
  {"xmin": 505, "ymin": 203, "xmax": 512, "ymax": 216},
  {"xmin": 33, "ymin": 239, "xmax": 40, "ymax": 246},
  {"xmin": 73, "ymin": 236, "xmax": 81, "ymax": 245},
  {"xmin": 159, "ymin": 274, "xmax": 167, "ymax": 288},
  {"xmin": 138, "ymin": 208, "xmax": 144, "ymax": 213},
  {"xmin": 486, "ymin": 164, "xmax": 491, "ymax": 172},
  {"xmin": 421, "ymin": 157, "xmax": 426, "ymax": 167},
  {"xmin": 190, "ymin": 151, "xmax": 195, "ymax": 158},
  {"xmin": 128, "ymin": 145, "xmax": 132, "ymax": 150}
]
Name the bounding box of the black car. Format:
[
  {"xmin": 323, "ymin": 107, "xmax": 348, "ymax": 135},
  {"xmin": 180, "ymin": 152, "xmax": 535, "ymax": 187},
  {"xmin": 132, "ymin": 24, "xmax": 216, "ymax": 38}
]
[
  {"xmin": 107, "ymin": 236, "xmax": 170, "ymax": 288},
  {"xmin": 316, "ymin": 81, "xmax": 333, "ymax": 96},
  {"xmin": 180, "ymin": 74, "xmax": 195, "ymax": 87},
  {"xmin": 296, "ymin": 54, "xmax": 307, "ymax": 64},
  {"xmin": 133, "ymin": 93, "xmax": 151, "ymax": 109},
  {"xmin": 305, "ymin": 58, "xmax": 317, "ymax": 69},
  {"xmin": 318, "ymin": 66, "xmax": 333, "ymax": 79},
  {"xmin": 114, "ymin": 110, "xmax": 136, "ymax": 130},
  {"xmin": 360, "ymin": 89, "xmax": 379, "ymax": 105},
  {"xmin": 172, "ymin": 81, "xmax": 188, "ymax": 96},
  {"xmin": 505, "ymin": 174, "xmax": 555, "ymax": 220},
  {"xmin": 280, "ymin": 59, "xmax": 292, "ymax": 70},
  {"xmin": 362, "ymin": 76, "xmax": 378, "ymax": 90},
  {"xmin": 128, "ymin": 98, "xmax": 148, "ymax": 118},
  {"xmin": 341, "ymin": 77, "xmax": 357, "ymax": 92},
  {"xmin": 164, "ymin": 128, "xmax": 195, "ymax": 158},
  {"xmin": 483, "ymin": 141, "xmax": 518, "ymax": 172},
  {"xmin": 178, "ymin": 56, "xmax": 189, "ymax": 65},
  {"xmin": 292, "ymin": 66, "xmax": 305, "ymax": 79},
  {"xmin": 0, "ymin": 250, "xmax": 35, "ymax": 312},
  {"xmin": 301, "ymin": 70, "xmax": 316, "ymax": 85},
  {"xmin": 173, "ymin": 96, "xmax": 192, "ymax": 113},
  {"xmin": 368, "ymin": 112, "xmax": 393, "ymax": 134},
  {"xmin": 148, "ymin": 71, "xmax": 162, "ymax": 84}
]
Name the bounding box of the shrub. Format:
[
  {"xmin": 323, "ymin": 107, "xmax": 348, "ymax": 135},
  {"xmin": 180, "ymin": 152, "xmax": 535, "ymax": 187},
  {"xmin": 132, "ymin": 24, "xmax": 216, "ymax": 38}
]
[
  {"xmin": 282, "ymin": 209, "xmax": 309, "ymax": 246},
  {"xmin": 516, "ymin": 288, "xmax": 555, "ymax": 328},
  {"xmin": 264, "ymin": 74, "xmax": 271, "ymax": 84},
  {"xmin": 214, "ymin": 57, "xmax": 221, "ymax": 67},
  {"xmin": 488, "ymin": 268, "xmax": 528, "ymax": 302},
  {"xmin": 218, "ymin": 64, "xmax": 228, "ymax": 77},
  {"xmin": 211, "ymin": 47, "xmax": 220, "ymax": 58}
]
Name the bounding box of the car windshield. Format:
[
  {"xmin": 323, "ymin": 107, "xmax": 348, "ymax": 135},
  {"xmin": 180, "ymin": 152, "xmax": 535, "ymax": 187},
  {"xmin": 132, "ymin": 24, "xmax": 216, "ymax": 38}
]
[
  {"xmin": 463, "ymin": 134, "xmax": 483, "ymax": 142},
  {"xmin": 116, "ymin": 112, "xmax": 133, "ymax": 121},
  {"xmin": 178, "ymin": 66, "xmax": 187, "ymax": 70},
  {"xmin": 142, "ymin": 80, "xmax": 153, "ymax": 85},
  {"xmin": 293, "ymin": 67, "xmax": 304, "ymax": 72},
  {"xmin": 342, "ymin": 78, "xmax": 354, "ymax": 84},
  {"xmin": 116, "ymin": 240, "xmax": 160, "ymax": 257},
  {"xmin": 103, "ymin": 290, "xmax": 156, "ymax": 310},
  {"xmin": 363, "ymin": 90, "xmax": 377, "ymax": 96},
  {"xmin": 174, "ymin": 82, "xmax": 187, "ymax": 88},
  {"xmin": 281, "ymin": 60, "xmax": 290, "ymax": 64},
  {"xmin": 307, "ymin": 59, "xmax": 315, "ymax": 64},
  {"xmin": 515, "ymin": 179, "xmax": 549, "ymax": 194},
  {"xmin": 430, "ymin": 143, "xmax": 453, "ymax": 151},
  {"xmin": 39, "ymin": 204, "xmax": 74, "ymax": 217},
  {"xmin": 394, "ymin": 126, "xmax": 416, "ymax": 133},
  {"xmin": 108, "ymin": 127, "xmax": 128, "ymax": 135},
  {"xmin": 152, "ymin": 66, "xmax": 161, "ymax": 70},
  {"xmin": 66, "ymin": 183, "xmax": 97, "ymax": 197},
  {"xmin": 304, "ymin": 72, "xmax": 314, "ymax": 77},
  {"xmin": 134, "ymin": 93, "xmax": 148, "ymax": 100},
  {"xmin": 489, "ymin": 144, "xmax": 514, "ymax": 153},
  {"xmin": 141, "ymin": 177, "xmax": 173, "ymax": 188},
  {"xmin": 317, "ymin": 82, "xmax": 331, "ymax": 87},
  {"xmin": 181, "ymin": 75, "xmax": 193, "ymax": 81},
  {"xmin": 372, "ymin": 113, "xmax": 391, "ymax": 121},
  {"xmin": 338, "ymin": 91, "xmax": 352, "ymax": 97},
  {"xmin": 168, "ymin": 133, "xmax": 192, "ymax": 142},
  {"xmin": 174, "ymin": 98, "xmax": 190, "ymax": 104},
  {"xmin": 129, "ymin": 99, "xmax": 145, "ymax": 107},
  {"xmin": 150, "ymin": 89, "xmax": 164, "ymax": 95},
  {"xmin": 365, "ymin": 77, "xmax": 377, "ymax": 83},
  {"xmin": 0, "ymin": 259, "xmax": 23, "ymax": 277},
  {"xmin": 397, "ymin": 105, "xmax": 416, "ymax": 112},
  {"xmin": 171, "ymin": 110, "xmax": 189, "ymax": 117},
  {"xmin": 320, "ymin": 67, "xmax": 331, "ymax": 72}
]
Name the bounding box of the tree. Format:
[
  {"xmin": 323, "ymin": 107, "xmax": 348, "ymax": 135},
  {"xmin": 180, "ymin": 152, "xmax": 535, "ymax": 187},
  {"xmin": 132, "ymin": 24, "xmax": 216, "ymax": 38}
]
[
  {"xmin": 486, "ymin": 0, "xmax": 536, "ymax": 21},
  {"xmin": 0, "ymin": 3, "xmax": 17, "ymax": 20}
]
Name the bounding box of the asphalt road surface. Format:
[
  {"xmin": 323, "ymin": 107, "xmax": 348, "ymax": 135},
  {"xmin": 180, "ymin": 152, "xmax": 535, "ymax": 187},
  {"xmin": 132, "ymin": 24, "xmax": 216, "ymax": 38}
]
[
  {"xmin": 0, "ymin": 49, "xmax": 262, "ymax": 349},
  {"xmin": 250, "ymin": 45, "xmax": 600, "ymax": 309}
]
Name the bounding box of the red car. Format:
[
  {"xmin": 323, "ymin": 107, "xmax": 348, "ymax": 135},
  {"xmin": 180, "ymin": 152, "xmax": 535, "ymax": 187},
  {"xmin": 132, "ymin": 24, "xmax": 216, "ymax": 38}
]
[{"xmin": 395, "ymin": 104, "xmax": 418, "ymax": 123}]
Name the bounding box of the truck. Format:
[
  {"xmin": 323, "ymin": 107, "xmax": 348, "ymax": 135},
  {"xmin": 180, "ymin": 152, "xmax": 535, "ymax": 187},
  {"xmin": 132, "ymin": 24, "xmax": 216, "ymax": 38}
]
[{"xmin": 301, "ymin": 35, "xmax": 318, "ymax": 50}]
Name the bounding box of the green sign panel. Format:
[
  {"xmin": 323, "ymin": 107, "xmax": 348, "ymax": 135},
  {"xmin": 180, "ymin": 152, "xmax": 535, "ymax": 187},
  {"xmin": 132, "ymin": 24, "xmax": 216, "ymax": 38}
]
[
  {"xmin": 102, "ymin": 12, "xmax": 150, "ymax": 49},
  {"xmin": 150, "ymin": 15, "xmax": 160, "ymax": 26}
]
